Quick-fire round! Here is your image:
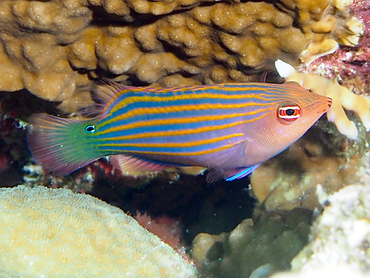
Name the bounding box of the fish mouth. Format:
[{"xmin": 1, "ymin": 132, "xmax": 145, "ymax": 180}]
[
  {"xmin": 316, "ymin": 96, "xmax": 332, "ymax": 114},
  {"xmin": 320, "ymin": 96, "xmax": 332, "ymax": 113},
  {"xmin": 327, "ymin": 97, "xmax": 332, "ymax": 109}
]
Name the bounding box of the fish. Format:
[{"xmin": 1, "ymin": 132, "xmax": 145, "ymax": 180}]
[{"xmin": 27, "ymin": 81, "xmax": 332, "ymax": 182}]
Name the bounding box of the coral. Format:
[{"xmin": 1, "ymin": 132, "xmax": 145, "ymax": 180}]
[
  {"xmin": 274, "ymin": 0, "xmax": 370, "ymax": 140},
  {"xmin": 191, "ymin": 208, "xmax": 312, "ymax": 278},
  {"xmin": 250, "ymin": 127, "xmax": 363, "ymax": 211},
  {"xmin": 0, "ymin": 185, "xmax": 197, "ymax": 277},
  {"xmin": 276, "ymin": 59, "xmax": 370, "ymax": 139},
  {"xmin": 0, "ymin": 0, "xmax": 362, "ymax": 112},
  {"xmin": 290, "ymin": 184, "xmax": 370, "ymax": 272},
  {"xmin": 298, "ymin": 0, "xmax": 370, "ymax": 95}
]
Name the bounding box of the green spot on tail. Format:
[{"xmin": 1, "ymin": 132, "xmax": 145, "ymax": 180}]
[{"xmin": 27, "ymin": 114, "xmax": 103, "ymax": 176}]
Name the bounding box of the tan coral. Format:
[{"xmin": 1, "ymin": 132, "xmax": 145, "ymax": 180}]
[
  {"xmin": 0, "ymin": 185, "xmax": 197, "ymax": 278},
  {"xmin": 0, "ymin": 0, "xmax": 362, "ymax": 113}
]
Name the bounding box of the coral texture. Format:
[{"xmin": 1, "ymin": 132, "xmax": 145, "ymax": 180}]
[
  {"xmin": 299, "ymin": 0, "xmax": 370, "ymax": 96},
  {"xmin": 0, "ymin": 185, "xmax": 197, "ymax": 277},
  {"xmin": 291, "ymin": 184, "xmax": 370, "ymax": 272},
  {"xmin": 191, "ymin": 208, "xmax": 312, "ymax": 278},
  {"xmin": 273, "ymin": 0, "xmax": 370, "ymax": 140},
  {"xmin": 0, "ymin": 0, "xmax": 362, "ymax": 112}
]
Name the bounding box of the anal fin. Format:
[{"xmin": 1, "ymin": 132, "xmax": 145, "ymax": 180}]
[{"xmin": 110, "ymin": 155, "xmax": 180, "ymax": 176}]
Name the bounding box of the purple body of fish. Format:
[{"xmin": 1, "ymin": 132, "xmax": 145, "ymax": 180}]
[{"xmin": 27, "ymin": 82, "xmax": 331, "ymax": 182}]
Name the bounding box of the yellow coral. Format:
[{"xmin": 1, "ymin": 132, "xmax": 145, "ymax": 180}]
[
  {"xmin": 0, "ymin": 185, "xmax": 197, "ymax": 278},
  {"xmin": 275, "ymin": 59, "xmax": 370, "ymax": 139}
]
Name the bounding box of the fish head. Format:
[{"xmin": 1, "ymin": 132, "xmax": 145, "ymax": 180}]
[{"xmin": 244, "ymin": 82, "xmax": 332, "ymax": 165}]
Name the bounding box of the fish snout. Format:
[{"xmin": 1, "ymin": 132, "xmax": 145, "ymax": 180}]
[
  {"xmin": 316, "ymin": 96, "xmax": 332, "ymax": 115},
  {"xmin": 327, "ymin": 97, "xmax": 332, "ymax": 109},
  {"xmin": 320, "ymin": 96, "xmax": 332, "ymax": 114}
]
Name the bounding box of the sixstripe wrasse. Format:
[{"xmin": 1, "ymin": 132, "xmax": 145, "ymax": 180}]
[{"xmin": 27, "ymin": 81, "xmax": 332, "ymax": 182}]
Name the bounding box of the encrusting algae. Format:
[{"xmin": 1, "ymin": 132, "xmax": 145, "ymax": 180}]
[{"xmin": 0, "ymin": 185, "xmax": 197, "ymax": 278}]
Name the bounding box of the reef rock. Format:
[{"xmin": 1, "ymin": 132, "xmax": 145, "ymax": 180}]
[
  {"xmin": 191, "ymin": 208, "xmax": 312, "ymax": 278},
  {"xmin": 268, "ymin": 184, "xmax": 370, "ymax": 277},
  {"xmin": 291, "ymin": 184, "xmax": 370, "ymax": 272}
]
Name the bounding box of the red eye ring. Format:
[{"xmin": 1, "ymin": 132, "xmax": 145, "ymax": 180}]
[{"xmin": 277, "ymin": 102, "xmax": 301, "ymax": 124}]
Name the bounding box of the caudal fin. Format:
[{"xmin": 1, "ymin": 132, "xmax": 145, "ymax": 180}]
[{"xmin": 27, "ymin": 113, "xmax": 99, "ymax": 176}]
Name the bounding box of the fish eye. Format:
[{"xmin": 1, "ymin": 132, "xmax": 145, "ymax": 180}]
[
  {"xmin": 277, "ymin": 102, "xmax": 301, "ymax": 124},
  {"xmin": 85, "ymin": 124, "xmax": 96, "ymax": 133}
]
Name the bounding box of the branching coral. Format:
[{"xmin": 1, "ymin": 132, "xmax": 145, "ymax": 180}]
[
  {"xmin": 0, "ymin": 0, "xmax": 363, "ymax": 112},
  {"xmin": 0, "ymin": 185, "xmax": 197, "ymax": 277}
]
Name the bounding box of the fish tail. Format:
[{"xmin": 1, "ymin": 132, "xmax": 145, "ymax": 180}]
[{"xmin": 27, "ymin": 113, "xmax": 100, "ymax": 176}]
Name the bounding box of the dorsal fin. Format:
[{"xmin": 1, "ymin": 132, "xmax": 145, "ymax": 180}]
[
  {"xmin": 89, "ymin": 80, "xmax": 134, "ymax": 117},
  {"xmin": 93, "ymin": 80, "xmax": 128, "ymax": 105}
]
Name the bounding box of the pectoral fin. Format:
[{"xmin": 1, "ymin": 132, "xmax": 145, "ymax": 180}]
[{"xmin": 206, "ymin": 168, "xmax": 225, "ymax": 183}]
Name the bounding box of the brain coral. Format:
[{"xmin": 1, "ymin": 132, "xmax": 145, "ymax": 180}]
[
  {"xmin": 0, "ymin": 185, "xmax": 197, "ymax": 278},
  {"xmin": 0, "ymin": 0, "xmax": 362, "ymax": 112}
]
